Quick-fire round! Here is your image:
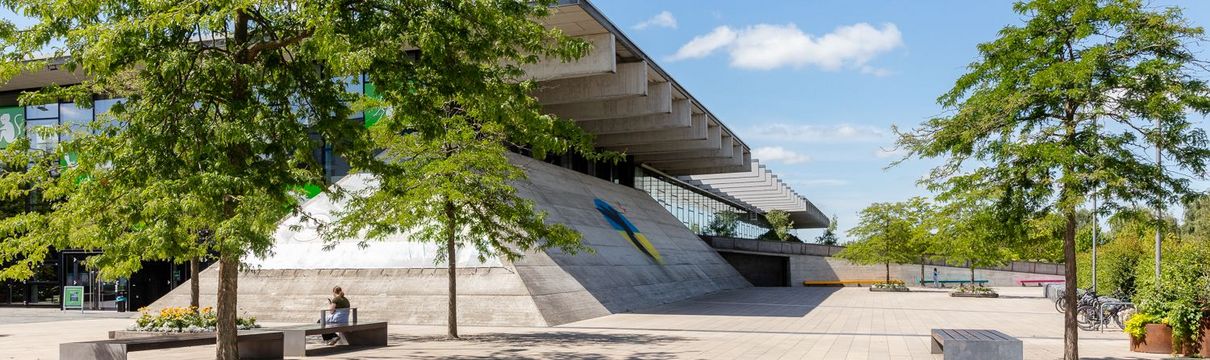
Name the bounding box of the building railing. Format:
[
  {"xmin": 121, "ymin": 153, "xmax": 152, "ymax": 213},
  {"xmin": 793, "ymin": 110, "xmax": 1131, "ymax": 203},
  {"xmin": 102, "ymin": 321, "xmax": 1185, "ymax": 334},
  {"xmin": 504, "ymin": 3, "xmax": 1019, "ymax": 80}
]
[{"xmin": 699, "ymin": 235, "xmax": 1065, "ymax": 276}]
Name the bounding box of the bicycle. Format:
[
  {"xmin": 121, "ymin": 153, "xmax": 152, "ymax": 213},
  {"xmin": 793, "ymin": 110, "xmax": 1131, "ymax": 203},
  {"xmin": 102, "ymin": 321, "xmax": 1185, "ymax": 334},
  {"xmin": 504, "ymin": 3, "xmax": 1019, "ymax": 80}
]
[{"xmin": 1076, "ymin": 291, "xmax": 1133, "ymax": 331}]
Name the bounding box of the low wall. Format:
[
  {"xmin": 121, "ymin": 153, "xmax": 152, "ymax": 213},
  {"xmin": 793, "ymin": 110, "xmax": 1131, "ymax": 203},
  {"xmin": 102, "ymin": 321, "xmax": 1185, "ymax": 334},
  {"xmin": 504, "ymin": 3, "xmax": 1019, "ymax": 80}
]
[{"xmin": 704, "ymin": 237, "xmax": 1065, "ymax": 287}]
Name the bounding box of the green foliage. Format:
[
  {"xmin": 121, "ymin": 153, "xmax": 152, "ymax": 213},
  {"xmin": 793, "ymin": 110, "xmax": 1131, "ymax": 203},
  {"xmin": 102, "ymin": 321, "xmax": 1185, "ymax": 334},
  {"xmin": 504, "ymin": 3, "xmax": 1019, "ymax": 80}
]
[
  {"xmin": 762, "ymin": 210, "xmax": 794, "ymax": 241},
  {"xmin": 1132, "ymin": 239, "xmax": 1210, "ymax": 350},
  {"xmin": 1183, "ymin": 194, "xmax": 1210, "ymax": 240},
  {"xmin": 0, "ymin": 0, "xmax": 602, "ymax": 352},
  {"xmin": 816, "ymin": 214, "xmax": 840, "ymax": 246},
  {"xmin": 1076, "ymin": 210, "xmax": 1163, "ymax": 296},
  {"xmin": 1123, "ymin": 312, "xmax": 1161, "ymax": 340},
  {"xmin": 927, "ymin": 195, "xmax": 1024, "ymax": 275},
  {"xmin": 708, "ymin": 211, "xmax": 740, "ymax": 238},
  {"xmin": 838, "ymin": 197, "xmax": 933, "ymax": 276}
]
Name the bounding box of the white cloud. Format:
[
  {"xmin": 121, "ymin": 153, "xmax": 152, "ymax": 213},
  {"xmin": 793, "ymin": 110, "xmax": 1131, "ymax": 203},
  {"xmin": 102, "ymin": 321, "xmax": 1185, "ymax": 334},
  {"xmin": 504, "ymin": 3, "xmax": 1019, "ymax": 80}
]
[
  {"xmin": 752, "ymin": 146, "xmax": 812, "ymax": 164},
  {"xmin": 669, "ymin": 26, "xmax": 737, "ymax": 60},
  {"xmin": 669, "ymin": 22, "xmax": 903, "ymax": 72},
  {"xmin": 748, "ymin": 124, "xmax": 887, "ymax": 143},
  {"xmin": 874, "ymin": 147, "xmax": 906, "ymax": 159},
  {"xmin": 633, "ymin": 11, "xmax": 678, "ymax": 30}
]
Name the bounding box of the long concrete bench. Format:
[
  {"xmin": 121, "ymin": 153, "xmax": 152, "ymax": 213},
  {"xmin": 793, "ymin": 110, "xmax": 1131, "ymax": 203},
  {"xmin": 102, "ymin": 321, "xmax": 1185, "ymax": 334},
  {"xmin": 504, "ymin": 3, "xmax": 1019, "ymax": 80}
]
[
  {"xmin": 931, "ymin": 329, "xmax": 1022, "ymax": 360},
  {"xmin": 61, "ymin": 331, "xmax": 284, "ymax": 360},
  {"xmin": 270, "ymin": 321, "xmax": 388, "ymax": 357}
]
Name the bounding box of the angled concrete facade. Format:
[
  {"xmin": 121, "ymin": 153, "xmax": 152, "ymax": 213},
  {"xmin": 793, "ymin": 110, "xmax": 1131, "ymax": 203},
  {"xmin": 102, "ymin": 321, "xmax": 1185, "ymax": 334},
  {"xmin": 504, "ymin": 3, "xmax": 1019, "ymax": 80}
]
[{"xmin": 150, "ymin": 154, "xmax": 749, "ymax": 326}]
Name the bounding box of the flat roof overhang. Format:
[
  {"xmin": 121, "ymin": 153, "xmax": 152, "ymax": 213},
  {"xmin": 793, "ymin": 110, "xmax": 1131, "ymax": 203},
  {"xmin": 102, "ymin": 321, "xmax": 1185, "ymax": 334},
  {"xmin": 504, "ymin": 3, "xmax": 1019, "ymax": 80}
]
[{"xmin": 538, "ymin": 1, "xmax": 827, "ymax": 228}]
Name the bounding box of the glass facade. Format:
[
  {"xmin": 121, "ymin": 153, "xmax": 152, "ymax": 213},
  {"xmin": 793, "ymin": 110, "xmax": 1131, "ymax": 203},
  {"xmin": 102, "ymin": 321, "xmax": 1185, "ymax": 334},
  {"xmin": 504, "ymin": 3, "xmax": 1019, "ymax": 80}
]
[{"xmin": 635, "ymin": 167, "xmax": 769, "ymax": 239}]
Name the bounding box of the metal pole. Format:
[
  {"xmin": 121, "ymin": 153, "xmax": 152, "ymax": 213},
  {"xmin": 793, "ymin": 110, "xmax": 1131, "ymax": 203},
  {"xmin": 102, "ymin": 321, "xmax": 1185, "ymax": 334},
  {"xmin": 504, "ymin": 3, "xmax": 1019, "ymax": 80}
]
[
  {"xmin": 1154, "ymin": 117, "xmax": 1162, "ymax": 286},
  {"xmin": 1091, "ymin": 191, "xmax": 1097, "ymax": 292}
]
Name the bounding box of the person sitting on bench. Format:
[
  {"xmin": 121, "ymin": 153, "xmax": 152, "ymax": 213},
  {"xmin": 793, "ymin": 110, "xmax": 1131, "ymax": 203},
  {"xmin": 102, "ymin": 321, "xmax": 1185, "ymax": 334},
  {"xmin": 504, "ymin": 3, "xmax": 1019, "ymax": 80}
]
[{"xmin": 322, "ymin": 286, "xmax": 351, "ymax": 345}]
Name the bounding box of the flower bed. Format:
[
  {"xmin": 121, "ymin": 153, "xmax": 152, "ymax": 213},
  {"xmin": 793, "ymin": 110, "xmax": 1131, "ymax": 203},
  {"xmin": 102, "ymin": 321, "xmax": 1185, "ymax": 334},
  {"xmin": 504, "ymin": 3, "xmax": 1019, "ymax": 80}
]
[
  {"xmin": 870, "ymin": 281, "xmax": 910, "ymax": 292},
  {"xmin": 950, "ymin": 284, "xmax": 998, "ymax": 298},
  {"xmin": 127, "ymin": 306, "xmax": 259, "ymax": 333}
]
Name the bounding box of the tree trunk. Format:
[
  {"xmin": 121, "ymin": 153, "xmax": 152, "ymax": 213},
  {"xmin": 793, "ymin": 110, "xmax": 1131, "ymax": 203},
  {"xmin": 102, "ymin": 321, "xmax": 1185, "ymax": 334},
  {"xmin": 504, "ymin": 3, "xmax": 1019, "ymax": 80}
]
[
  {"xmin": 215, "ymin": 251, "xmax": 239, "ymax": 360},
  {"xmin": 920, "ymin": 258, "xmax": 925, "ymax": 288},
  {"xmin": 970, "ymin": 265, "xmax": 975, "ymax": 285},
  {"xmin": 1062, "ymin": 209, "xmax": 1079, "ymax": 360},
  {"xmin": 885, "ymin": 261, "xmax": 891, "ymax": 284},
  {"xmin": 445, "ymin": 200, "xmax": 459, "ymax": 339},
  {"xmin": 189, "ymin": 257, "xmax": 200, "ymax": 311}
]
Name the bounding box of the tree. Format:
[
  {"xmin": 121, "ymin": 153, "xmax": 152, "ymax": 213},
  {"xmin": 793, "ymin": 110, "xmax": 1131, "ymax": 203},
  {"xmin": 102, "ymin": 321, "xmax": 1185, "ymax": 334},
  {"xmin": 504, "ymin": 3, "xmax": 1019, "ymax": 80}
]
[
  {"xmin": 758, "ymin": 210, "xmax": 794, "ymax": 241},
  {"xmin": 1182, "ymin": 193, "xmax": 1210, "ymax": 240},
  {"xmin": 0, "ymin": 1, "xmax": 594, "ymax": 357},
  {"xmin": 929, "ymin": 199, "xmax": 1020, "ymax": 285},
  {"xmin": 317, "ymin": 0, "xmax": 610, "ymax": 339},
  {"xmin": 816, "ymin": 214, "xmax": 840, "ymax": 246},
  {"xmin": 895, "ymin": 1, "xmax": 1210, "ymax": 357},
  {"xmin": 708, "ymin": 211, "xmax": 740, "ymax": 238},
  {"xmin": 837, "ymin": 197, "xmax": 933, "ymax": 283}
]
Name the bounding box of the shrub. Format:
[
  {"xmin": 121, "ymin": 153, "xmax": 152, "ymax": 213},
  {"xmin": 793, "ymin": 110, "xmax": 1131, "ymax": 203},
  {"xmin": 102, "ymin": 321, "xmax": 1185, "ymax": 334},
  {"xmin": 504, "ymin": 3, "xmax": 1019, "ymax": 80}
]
[
  {"xmin": 130, "ymin": 306, "xmax": 259, "ymax": 333},
  {"xmin": 1123, "ymin": 312, "xmax": 1162, "ymax": 340},
  {"xmin": 955, "ymin": 284, "xmax": 996, "ymax": 295}
]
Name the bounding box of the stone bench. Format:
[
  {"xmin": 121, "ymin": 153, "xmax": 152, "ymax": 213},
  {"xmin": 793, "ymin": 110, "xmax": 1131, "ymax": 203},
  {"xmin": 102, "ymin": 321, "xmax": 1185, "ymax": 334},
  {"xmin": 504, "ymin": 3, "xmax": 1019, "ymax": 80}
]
[
  {"xmin": 61, "ymin": 331, "xmax": 284, "ymax": 360},
  {"xmin": 931, "ymin": 329, "xmax": 1022, "ymax": 360},
  {"xmin": 270, "ymin": 321, "xmax": 388, "ymax": 357}
]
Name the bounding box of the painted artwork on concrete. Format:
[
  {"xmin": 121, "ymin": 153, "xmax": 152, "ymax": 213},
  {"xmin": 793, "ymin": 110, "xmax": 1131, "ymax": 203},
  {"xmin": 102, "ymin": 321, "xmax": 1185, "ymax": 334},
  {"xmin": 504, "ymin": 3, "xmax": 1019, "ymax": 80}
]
[{"xmin": 593, "ymin": 198, "xmax": 662, "ymax": 263}]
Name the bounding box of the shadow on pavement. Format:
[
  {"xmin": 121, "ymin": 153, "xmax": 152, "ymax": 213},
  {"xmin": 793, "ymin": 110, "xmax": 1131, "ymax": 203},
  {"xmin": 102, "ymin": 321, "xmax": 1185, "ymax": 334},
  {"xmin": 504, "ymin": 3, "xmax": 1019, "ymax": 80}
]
[
  {"xmin": 389, "ymin": 331, "xmax": 687, "ymax": 347},
  {"xmin": 629, "ymin": 287, "xmax": 841, "ymax": 317}
]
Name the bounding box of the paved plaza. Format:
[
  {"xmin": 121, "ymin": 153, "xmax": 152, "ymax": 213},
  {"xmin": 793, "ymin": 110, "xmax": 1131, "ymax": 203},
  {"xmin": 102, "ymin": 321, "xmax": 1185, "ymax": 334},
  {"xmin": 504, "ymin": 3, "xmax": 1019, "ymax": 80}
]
[{"xmin": 0, "ymin": 287, "xmax": 1162, "ymax": 359}]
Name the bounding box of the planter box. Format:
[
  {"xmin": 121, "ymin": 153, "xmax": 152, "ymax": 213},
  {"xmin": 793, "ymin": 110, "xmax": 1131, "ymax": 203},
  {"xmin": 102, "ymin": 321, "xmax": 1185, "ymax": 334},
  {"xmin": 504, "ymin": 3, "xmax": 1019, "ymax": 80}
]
[
  {"xmin": 870, "ymin": 287, "xmax": 910, "ymax": 292},
  {"xmin": 950, "ymin": 292, "xmax": 999, "ymax": 298},
  {"xmin": 108, "ymin": 330, "xmax": 215, "ymax": 339},
  {"xmin": 1130, "ymin": 319, "xmax": 1210, "ymax": 356},
  {"xmin": 1130, "ymin": 324, "xmax": 1173, "ymax": 354}
]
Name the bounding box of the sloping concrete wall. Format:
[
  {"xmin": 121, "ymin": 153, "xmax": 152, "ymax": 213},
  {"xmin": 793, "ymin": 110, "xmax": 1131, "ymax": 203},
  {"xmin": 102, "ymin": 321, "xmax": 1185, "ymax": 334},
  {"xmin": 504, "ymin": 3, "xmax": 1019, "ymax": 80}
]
[
  {"xmin": 150, "ymin": 154, "xmax": 748, "ymax": 326},
  {"xmin": 508, "ymin": 155, "xmax": 750, "ymax": 325}
]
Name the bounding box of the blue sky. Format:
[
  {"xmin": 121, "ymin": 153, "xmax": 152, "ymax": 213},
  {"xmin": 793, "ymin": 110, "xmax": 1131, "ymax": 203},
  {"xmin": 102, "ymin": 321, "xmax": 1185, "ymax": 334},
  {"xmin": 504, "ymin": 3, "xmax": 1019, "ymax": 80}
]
[{"xmin": 591, "ymin": 0, "xmax": 1210, "ymax": 241}]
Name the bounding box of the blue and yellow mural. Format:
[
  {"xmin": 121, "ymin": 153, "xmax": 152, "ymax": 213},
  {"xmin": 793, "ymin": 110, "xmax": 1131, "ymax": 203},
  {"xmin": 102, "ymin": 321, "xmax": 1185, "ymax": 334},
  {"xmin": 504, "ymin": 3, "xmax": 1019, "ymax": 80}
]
[{"xmin": 594, "ymin": 198, "xmax": 662, "ymax": 263}]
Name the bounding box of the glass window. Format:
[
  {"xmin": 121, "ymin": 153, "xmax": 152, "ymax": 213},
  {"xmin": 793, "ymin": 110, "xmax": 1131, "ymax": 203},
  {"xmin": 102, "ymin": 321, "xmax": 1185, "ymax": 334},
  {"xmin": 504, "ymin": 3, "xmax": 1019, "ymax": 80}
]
[
  {"xmin": 25, "ymin": 103, "xmax": 57, "ymax": 119},
  {"xmin": 59, "ymin": 103, "xmax": 92, "ymax": 140},
  {"xmin": 93, "ymin": 98, "xmax": 124, "ymax": 131},
  {"xmin": 27, "ymin": 119, "xmax": 58, "ymax": 152}
]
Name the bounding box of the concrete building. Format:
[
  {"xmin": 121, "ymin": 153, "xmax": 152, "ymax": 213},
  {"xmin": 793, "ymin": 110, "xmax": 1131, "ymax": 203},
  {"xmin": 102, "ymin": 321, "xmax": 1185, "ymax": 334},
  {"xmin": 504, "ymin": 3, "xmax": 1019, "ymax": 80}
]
[{"xmin": 0, "ymin": 0, "xmax": 829, "ymax": 325}]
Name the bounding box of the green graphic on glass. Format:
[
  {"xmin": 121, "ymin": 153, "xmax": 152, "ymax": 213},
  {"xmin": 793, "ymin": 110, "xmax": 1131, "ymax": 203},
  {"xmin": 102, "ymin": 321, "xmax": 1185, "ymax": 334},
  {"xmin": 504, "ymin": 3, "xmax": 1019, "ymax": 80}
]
[
  {"xmin": 63, "ymin": 286, "xmax": 84, "ymax": 309},
  {"xmin": 0, "ymin": 106, "xmax": 25, "ymax": 148},
  {"xmin": 364, "ymin": 82, "xmax": 385, "ymax": 128}
]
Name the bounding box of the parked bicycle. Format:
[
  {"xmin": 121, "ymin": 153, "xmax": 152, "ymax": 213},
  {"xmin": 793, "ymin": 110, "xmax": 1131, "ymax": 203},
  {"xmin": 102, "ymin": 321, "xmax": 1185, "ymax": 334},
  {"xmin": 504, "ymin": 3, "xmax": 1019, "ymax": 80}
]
[
  {"xmin": 1076, "ymin": 291, "xmax": 1133, "ymax": 331},
  {"xmin": 1054, "ymin": 287, "xmax": 1092, "ymax": 314}
]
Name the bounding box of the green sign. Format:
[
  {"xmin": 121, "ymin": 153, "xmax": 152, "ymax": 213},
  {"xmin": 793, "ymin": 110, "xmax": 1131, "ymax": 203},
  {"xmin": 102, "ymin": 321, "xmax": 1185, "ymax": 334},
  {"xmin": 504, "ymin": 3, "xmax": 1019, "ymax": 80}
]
[
  {"xmin": 0, "ymin": 106, "xmax": 25, "ymax": 148},
  {"xmin": 63, "ymin": 286, "xmax": 84, "ymax": 310}
]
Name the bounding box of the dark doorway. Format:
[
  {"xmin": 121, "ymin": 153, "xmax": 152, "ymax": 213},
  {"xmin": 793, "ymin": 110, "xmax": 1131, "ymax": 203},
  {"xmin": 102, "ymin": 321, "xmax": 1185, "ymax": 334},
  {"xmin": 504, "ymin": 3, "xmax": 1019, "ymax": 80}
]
[{"xmin": 718, "ymin": 251, "xmax": 789, "ymax": 287}]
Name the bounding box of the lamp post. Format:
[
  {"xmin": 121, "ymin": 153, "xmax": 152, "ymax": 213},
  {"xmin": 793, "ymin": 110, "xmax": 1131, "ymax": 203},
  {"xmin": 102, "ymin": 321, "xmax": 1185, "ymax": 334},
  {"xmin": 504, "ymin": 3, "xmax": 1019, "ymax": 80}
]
[
  {"xmin": 1091, "ymin": 191, "xmax": 1098, "ymax": 292},
  {"xmin": 1154, "ymin": 117, "xmax": 1162, "ymax": 287}
]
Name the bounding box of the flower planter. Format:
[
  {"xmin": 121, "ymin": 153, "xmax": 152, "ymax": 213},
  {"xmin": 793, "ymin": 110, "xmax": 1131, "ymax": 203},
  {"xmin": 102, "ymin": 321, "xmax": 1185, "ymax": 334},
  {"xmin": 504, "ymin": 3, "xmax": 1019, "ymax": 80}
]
[
  {"xmin": 1130, "ymin": 324, "xmax": 1174, "ymax": 354},
  {"xmin": 870, "ymin": 287, "xmax": 910, "ymax": 292},
  {"xmin": 950, "ymin": 292, "xmax": 998, "ymax": 298},
  {"xmin": 1129, "ymin": 319, "xmax": 1210, "ymax": 356}
]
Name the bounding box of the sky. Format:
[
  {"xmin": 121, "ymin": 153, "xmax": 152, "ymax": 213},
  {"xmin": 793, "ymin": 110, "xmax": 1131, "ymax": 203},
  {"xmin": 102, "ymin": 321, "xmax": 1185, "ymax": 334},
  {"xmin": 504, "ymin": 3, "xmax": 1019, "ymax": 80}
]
[{"xmin": 590, "ymin": 0, "xmax": 1210, "ymax": 242}]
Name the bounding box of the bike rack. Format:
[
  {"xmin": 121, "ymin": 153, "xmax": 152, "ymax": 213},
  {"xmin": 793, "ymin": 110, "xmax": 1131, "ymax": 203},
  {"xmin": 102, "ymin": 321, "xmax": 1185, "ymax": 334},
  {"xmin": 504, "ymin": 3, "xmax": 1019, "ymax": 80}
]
[{"xmin": 1095, "ymin": 300, "xmax": 1134, "ymax": 332}]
